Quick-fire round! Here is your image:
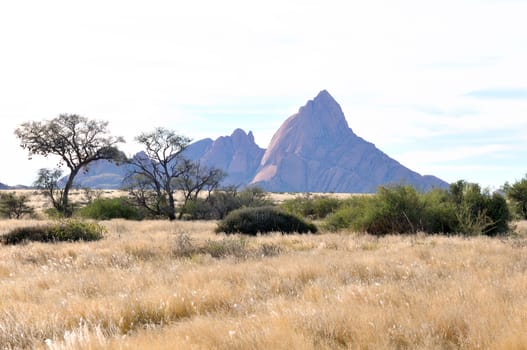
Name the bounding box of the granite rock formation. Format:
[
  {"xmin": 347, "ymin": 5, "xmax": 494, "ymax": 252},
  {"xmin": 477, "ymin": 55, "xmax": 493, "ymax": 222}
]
[{"xmin": 251, "ymin": 90, "xmax": 447, "ymax": 192}]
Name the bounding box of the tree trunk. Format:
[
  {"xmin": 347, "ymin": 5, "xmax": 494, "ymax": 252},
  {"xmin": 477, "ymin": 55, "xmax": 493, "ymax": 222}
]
[
  {"xmin": 62, "ymin": 168, "xmax": 79, "ymax": 217},
  {"xmin": 168, "ymin": 192, "xmax": 176, "ymax": 221}
]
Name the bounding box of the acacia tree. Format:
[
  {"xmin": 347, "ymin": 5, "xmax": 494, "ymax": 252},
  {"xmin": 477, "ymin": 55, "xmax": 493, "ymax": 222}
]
[
  {"xmin": 125, "ymin": 127, "xmax": 225, "ymax": 220},
  {"xmin": 15, "ymin": 114, "xmax": 124, "ymax": 216},
  {"xmin": 124, "ymin": 128, "xmax": 191, "ymax": 220}
]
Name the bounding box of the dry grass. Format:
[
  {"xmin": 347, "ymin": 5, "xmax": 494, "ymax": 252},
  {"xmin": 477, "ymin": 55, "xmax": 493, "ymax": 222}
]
[{"xmin": 0, "ymin": 219, "xmax": 526, "ymax": 349}]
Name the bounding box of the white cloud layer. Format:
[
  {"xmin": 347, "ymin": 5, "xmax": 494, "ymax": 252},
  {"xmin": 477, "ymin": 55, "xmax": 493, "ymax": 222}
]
[{"xmin": 1, "ymin": 0, "xmax": 526, "ymax": 188}]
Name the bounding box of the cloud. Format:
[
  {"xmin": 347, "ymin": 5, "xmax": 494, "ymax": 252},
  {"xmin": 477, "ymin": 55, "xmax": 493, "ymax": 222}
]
[{"xmin": 465, "ymin": 88, "xmax": 527, "ymax": 99}]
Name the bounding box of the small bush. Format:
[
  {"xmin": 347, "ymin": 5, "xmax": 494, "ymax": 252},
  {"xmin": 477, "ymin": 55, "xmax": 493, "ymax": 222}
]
[
  {"xmin": 216, "ymin": 206, "xmax": 318, "ymax": 235},
  {"xmin": 281, "ymin": 194, "xmax": 342, "ymax": 219},
  {"xmin": 77, "ymin": 197, "xmax": 144, "ymax": 220},
  {"xmin": 0, "ymin": 192, "xmax": 34, "ymax": 219},
  {"xmin": 179, "ymin": 199, "xmax": 215, "ymax": 220},
  {"xmin": 1, "ymin": 220, "xmax": 106, "ymax": 245}
]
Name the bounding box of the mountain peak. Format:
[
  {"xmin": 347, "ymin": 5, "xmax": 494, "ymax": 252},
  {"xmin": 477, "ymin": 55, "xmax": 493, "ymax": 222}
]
[
  {"xmin": 230, "ymin": 128, "xmax": 257, "ymax": 146},
  {"xmin": 252, "ymin": 91, "xmax": 449, "ymax": 192},
  {"xmin": 314, "ymin": 89, "xmax": 333, "ymax": 102}
]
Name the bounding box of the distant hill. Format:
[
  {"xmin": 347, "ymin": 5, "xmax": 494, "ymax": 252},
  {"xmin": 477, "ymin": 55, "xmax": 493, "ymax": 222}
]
[
  {"xmin": 69, "ymin": 90, "xmax": 448, "ymax": 192},
  {"xmin": 0, "ymin": 182, "xmax": 31, "ymax": 190}
]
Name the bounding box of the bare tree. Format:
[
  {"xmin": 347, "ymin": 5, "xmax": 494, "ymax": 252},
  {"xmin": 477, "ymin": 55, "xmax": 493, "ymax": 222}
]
[
  {"xmin": 15, "ymin": 114, "xmax": 124, "ymax": 216},
  {"xmin": 175, "ymin": 160, "xmax": 225, "ymax": 219},
  {"xmin": 125, "ymin": 128, "xmax": 191, "ymax": 220},
  {"xmin": 125, "ymin": 127, "xmax": 226, "ymax": 220}
]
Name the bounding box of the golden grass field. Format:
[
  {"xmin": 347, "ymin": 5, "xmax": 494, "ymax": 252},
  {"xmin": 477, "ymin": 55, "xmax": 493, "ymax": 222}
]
[{"xmin": 1, "ymin": 217, "xmax": 527, "ymax": 349}]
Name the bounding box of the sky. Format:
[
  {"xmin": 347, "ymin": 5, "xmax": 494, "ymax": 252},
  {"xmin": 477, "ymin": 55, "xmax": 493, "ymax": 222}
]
[{"xmin": 1, "ymin": 0, "xmax": 526, "ymax": 189}]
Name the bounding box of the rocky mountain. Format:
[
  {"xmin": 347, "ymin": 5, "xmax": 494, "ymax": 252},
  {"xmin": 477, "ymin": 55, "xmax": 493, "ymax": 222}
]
[
  {"xmin": 66, "ymin": 90, "xmax": 448, "ymax": 192},
  {"xmin": 251, "ymin": 90, "xmax": 447, "ymax": 192},
  {"xmin": 67, "ymin": 160, "xmax": 130, "ymax": 189},
  {"xmin": 184, "ymin": 129, "xmax": 265, "ymax": 186}
]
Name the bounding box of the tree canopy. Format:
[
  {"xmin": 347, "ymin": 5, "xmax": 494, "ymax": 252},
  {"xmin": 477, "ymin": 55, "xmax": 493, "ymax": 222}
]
[{"xmin": 15, "ymin": 114, "xmax": 124, "ymax": 216}]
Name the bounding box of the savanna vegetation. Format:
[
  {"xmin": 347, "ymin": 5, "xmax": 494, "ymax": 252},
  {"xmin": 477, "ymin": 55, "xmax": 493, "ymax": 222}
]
[{"xmin": 2, "ymin": 114, "xmax": 526, "ymax": 348}]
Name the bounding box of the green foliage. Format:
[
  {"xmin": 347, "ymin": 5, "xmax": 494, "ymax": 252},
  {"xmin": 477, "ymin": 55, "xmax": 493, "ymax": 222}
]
[
  {"xmin": 0, "ymin": 192, "xmax": 34, "ymax": 219},
  {"xmin": 420, "ymin": 189, "xmax": 458, "ymax": 234},
  {"xmin": 281, "ymin": 194, "xmax": 342, "ymax": 219},
  {"xmin": 180, "ymin": 186, "xmax": 273, "ymax": 220},
  {"xmin": 1, "ymin": 220, "xmax": 105, "ymax": 245},
  {"xmin": 361, "ymin": 186, "xmax": 423, "ymax": 235},
  {"xmin": 44, "ymin": 207, "xmax": 66, "ymax": 219},
  {"xmin": 77, "ymin": 197, "xmax": 144, "ymax": 220},
  {"xmin": 450, "ymin": 181, "xmax": 510, "ymax": 236},
  {"xmin": 216, "ymin": 206, "xmax": 318, "ymax": 235},
  {"xmin": 324, "ymin": 183, "xmax": 510, "ymax": 236},
  {"xmin": 503, "ymin": 175, "xmax": 527, "ymax": 219}
]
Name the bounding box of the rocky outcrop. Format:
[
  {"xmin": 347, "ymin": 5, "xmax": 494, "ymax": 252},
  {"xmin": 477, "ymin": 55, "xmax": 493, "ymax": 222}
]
[
  {"xmin": 185, "ymin": 129, "xmax": 265, "ymax": 186},
  {"xmin": 251, "ymin": 90, "xmax": 447, "ymax": 192}
]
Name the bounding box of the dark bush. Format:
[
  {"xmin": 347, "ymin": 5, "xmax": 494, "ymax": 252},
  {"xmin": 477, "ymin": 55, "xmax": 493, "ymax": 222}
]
[
  {"xmin": 216, "ymin": 206, "xmax": 318, "ymax": 235},
  {"xmin": 77, "ymin": 197, "xmax": 144, "ymax": 220},
  {"xmin": 1, "ymin": 220, "xmax": 105, "ymax": 245}
]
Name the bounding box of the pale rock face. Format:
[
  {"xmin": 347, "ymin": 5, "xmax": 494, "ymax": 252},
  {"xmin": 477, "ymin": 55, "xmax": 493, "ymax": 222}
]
[
  {"xmin": 252, "ymin": 90, "xmax": 447, "ymax": 192},
  {"xmin": 185, "ymin": 128, "xmax": 265, "ymax": 186}
]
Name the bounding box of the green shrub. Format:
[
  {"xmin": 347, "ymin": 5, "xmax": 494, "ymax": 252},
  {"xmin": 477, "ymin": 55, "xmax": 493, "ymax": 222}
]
[
  {"xmin": 216, "ymin": 206, "xmax": 318, "ymax": 235},
  {"xmin": 179, "ymin": 198, "xmax": 215, "ymax": 220},
  {"xmin": 1, "ymin": 220, "xmax": 106, "ymax": 245},
  {"xmin": 359, "ymin": 186, "xmax": 425, "ymax": 235},
  {"xmin": 77, "ymin": 197, "xmax": 144, "ymax": 220},
  {"xmin": 323, "ymin": 183, "xmax": 511, "ymax": 236},
  {"xmin": 421, "ymin": 189, "xmax": 458, "ymax": 234},
  {"xmin": 181, "ymin": 186, "xmax": 273, "ymax": 220},
  {"xmin": 450, "ymin": 181, "xmax": 510, "ymax": 236},
  {"xmin": 281, "ymin": 195, "xmax": 341, "ymax": 219},
  {"xmin": 0, "ymin": 192, "xmax": 34, "ymax": 219},
  {"xmin": 503, "ymin": 175, "xmax": 527, "ymax": 219},
  {"xmin": 323, "ymin": 196, "xmax": 373, "ymax": 232},
  {"xmin": 325, "ymin": 186, "xmax": 425, "ymax": 235}
]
